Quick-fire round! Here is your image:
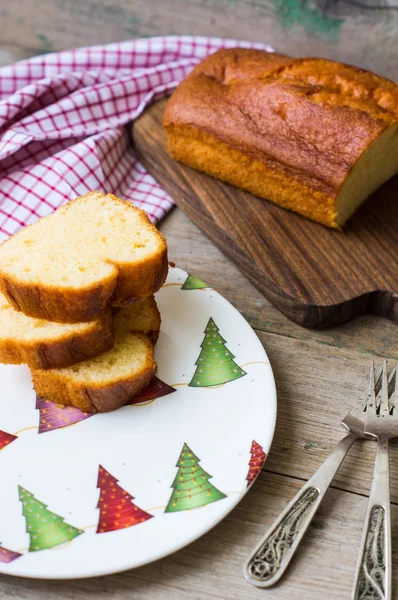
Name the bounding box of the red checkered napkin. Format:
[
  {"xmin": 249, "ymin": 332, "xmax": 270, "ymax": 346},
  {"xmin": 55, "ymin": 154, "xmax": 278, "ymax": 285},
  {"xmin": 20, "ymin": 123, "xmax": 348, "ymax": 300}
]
[{"xmin": 0, "ymin": 36, "xmax": 273, "ymax": 241}]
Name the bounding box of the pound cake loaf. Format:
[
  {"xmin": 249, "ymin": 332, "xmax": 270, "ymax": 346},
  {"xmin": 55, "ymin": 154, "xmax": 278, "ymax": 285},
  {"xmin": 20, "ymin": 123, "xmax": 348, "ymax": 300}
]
[
  {"xmin": 31, "ymin": 297, "xmax": 161, "ymax": 413},
  {"xmin": 0, "ymin": 192, "xmax": 168, "ymax": 322},
  {"xmin": 0, "ymin": 294, "xmax": 160, "ymax": 370},
  {"xmin": 163, "ymin": 48, "xmax": 398, "ymax": 228}
]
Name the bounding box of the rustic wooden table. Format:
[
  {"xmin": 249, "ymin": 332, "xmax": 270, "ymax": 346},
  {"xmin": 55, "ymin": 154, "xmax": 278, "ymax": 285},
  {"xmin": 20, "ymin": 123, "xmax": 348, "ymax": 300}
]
[{"xmin": 1, "ymin": 1, "xmax": 398, "ymax": 598}]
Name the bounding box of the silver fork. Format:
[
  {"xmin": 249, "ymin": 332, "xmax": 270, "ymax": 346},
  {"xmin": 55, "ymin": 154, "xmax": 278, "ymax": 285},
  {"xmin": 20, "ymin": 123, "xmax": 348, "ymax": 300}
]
[
  {"xmin": 243, "ymin": 364, "xmax": 383, "ymax": 588},
  {"xmin": 352, "ymin": 361, "xmax": 398, "ymax": 600}
]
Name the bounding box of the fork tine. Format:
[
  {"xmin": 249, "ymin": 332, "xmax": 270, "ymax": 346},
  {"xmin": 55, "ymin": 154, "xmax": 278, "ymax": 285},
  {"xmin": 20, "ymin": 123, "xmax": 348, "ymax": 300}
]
[
  {"xmin": 366, "ymin": 361, "xmax": 377, "ymax": 417},
  {"xmin": 388, "ymin": 364, "xmax": 396, "ymax": 389},
  {"xmin": 391, "ymin": 363, "xmax": 398, "ymax": 413},
  {"xmin": 379, "ymin": 360, "xmax": 390, "ymax": 417},
  {"xmin": 386, "ymin": 363, "xmax": 397, "ymax": 412},
  {"xmin": 374, "ymin": 364, "xmax": 384, "ymax": 397}
]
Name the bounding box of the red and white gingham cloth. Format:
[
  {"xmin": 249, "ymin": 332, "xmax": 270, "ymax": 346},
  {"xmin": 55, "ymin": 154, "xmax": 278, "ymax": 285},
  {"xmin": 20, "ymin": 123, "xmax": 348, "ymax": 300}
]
[{"xmin": 0, "ymin": 36, "xmax": 273, "ymax": 241}]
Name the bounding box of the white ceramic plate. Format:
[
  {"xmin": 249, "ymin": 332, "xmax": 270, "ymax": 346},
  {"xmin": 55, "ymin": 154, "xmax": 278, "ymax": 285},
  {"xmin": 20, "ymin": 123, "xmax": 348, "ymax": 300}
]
[{"xmin": 0, "ymin": 266, "xmax": 276, "ymax": 579}]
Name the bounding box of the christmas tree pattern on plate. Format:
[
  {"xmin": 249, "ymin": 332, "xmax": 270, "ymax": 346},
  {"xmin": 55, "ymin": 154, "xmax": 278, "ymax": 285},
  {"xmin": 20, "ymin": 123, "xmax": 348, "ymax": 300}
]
[
  {"xmin": 36, "ymin": 397, "xmax": 93, "ymax": 434},
  {"xmin": 18, "ymin": 486, "xmax": 83, "ymax": 552},
  {"xmin": 189, "ymin": 318, "xmax": 246, "ymax": 387},
  {"xmin": 127, "ymin": 376, "xmax": 176, "ymax": 405},
  {"xmin": 0, "ymin": 544, "xmax": 22, "ymax": 564},
  {"xmin": 0, "ymin": 430, "xmax": 17, "ymax": 451},
  {"xmin": 181, "ymin": 273, "xmax": 209, "ymax": 290},
  {"xmin": 96, "ymin": 466, "xmax": 153, "ymax": 533},
  {"xmin": 246, "ymin": 440, "xmax": 266, "ymax": 487},
  {"xmin": 165, "ymin": 443, "xmax": 226, "ymax": 513}
]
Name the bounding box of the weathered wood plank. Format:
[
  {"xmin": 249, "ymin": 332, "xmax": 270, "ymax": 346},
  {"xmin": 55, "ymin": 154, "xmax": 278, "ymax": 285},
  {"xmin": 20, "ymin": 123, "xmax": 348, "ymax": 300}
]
[
  {"xmin": 0, "ymin": 471, "xmax": 397, "ymax": 599},
  {"xmin": 0, "ymin": 0, "xmax": 397, "ymax": 78},
  {"xmin": 0, "ymin": 44, "xmax": 34, "ymax": 67}
]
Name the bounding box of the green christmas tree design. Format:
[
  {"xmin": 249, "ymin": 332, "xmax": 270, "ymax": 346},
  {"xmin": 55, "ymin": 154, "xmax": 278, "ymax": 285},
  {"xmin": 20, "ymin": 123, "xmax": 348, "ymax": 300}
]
[
  {"xmin": 181, "ymin": 273, "xmax": 209, "ymax": 290},
  {"xmin": 165, "ymin": 443, "xmax": 226, "ymax": 513},
  {"xmin": 19, "ymin": 486, "xmax": 83, "ymax": 552},
  {"xmin": 189, "ymin": 317, "xmax": 246, "ymax": 387}
]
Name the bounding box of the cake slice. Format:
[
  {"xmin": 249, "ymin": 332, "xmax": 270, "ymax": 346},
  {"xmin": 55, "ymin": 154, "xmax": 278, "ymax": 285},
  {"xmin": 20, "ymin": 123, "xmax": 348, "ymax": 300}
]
[
  {"xmin": 31, "ymin": 297, "xmax": 161, "ymax": 413},
  {"xmin": 0, "ymin": 292, "xmax": 113, "ymax": 369},
  {"xmin": 0, "ymin": 294, "xmax": 160, "ymax": 370},
  {"xmin": 32, "ymin": 334, "xmax": 156, "ymax": 413},
  {"xmin": 164, "ymin": 48, "xmax": 398, "ymax": 228},
  {"xmin": 0, "ymin": 191, "xmax": 168, "ymax": 322}
]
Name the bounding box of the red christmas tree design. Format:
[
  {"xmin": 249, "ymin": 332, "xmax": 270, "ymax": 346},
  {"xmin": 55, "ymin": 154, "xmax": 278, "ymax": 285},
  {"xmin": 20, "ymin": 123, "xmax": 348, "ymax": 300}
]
[
  {"xmin": 0, "ymin": 430, "xmax": 17, "ymax": 451},
  {"xmin": 246, "ymin": 440, "xmax": 266, "ymax": 487},
  {"xmin": 96, "ymin": 466, "xmax": 153, "ymax": 534},
  {"xmin": 127, "ymin": 376, "xmax": 176, "ymax": 405},
  {"xmin": 0, "ymin": 544, "xmax": 22, "ymax": 564},
  {"xmin": 36, "ymin": 396, "xmax": 93, "ymax": 434}
]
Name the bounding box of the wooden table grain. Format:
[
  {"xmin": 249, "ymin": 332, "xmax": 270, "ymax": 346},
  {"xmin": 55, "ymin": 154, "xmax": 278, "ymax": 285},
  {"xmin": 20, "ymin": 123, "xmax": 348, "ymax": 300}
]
[{"xmin": 1, "ymin": 2, "xmax": 398, "ymax": 598}]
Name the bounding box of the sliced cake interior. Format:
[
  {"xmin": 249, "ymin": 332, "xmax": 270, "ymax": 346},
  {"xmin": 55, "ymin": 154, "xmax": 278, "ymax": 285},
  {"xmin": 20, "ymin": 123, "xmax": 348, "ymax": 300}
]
[
  {"xmin": 113, "ymin": 296, "xmax": 161, "ymax": 343},
  {"xmin": 335, "ymin": 122, "xmax": 398, "ymax": 226}
]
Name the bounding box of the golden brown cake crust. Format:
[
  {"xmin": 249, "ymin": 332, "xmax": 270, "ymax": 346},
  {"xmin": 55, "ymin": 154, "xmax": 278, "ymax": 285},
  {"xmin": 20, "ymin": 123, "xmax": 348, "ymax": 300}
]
[{"xmin": 163, "ymin": 48, "xmax": 398, "ymax": 228}]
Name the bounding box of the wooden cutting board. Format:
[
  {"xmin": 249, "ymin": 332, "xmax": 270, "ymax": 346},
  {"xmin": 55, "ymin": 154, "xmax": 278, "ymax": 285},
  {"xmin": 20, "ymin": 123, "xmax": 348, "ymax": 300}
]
[{"xmin": 133, "ymin": 99, "xmax": 398, "ymax": 329}]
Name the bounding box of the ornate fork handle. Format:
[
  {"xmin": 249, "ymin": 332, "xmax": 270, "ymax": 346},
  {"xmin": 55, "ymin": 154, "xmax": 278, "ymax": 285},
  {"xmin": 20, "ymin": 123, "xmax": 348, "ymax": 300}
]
[
  {"xmin": 244, "ymin": 431, "xmax": 358, "ymax": 588},
  {"xmin": 352, "ymin": 436, "xmax": 391, "ymax": 600}
]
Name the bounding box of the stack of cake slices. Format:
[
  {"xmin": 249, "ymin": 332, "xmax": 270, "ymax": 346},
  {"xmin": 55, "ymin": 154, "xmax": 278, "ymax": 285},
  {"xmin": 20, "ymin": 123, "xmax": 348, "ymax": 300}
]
[{"xmin": 0, "ymin": 191, "xmax": 168, "ymax": 413}]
